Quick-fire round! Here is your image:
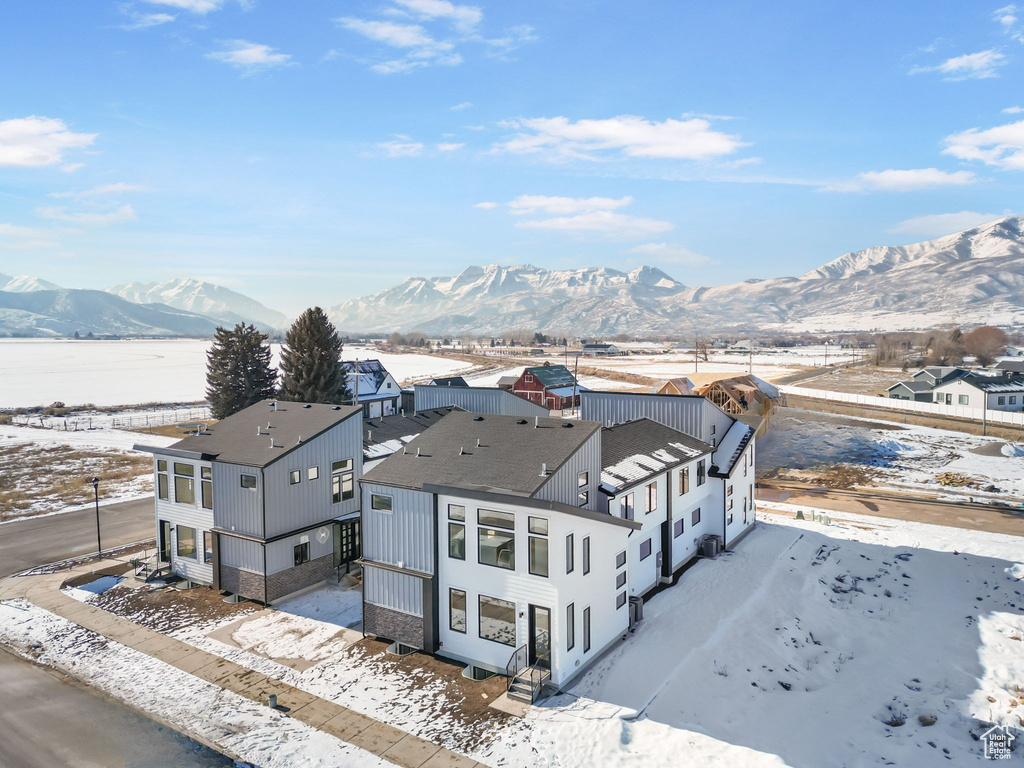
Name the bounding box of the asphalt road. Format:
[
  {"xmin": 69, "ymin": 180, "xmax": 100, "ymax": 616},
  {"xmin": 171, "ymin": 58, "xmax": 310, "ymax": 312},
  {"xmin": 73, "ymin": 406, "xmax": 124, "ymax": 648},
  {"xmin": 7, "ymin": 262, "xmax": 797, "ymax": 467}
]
[
  {"xmin": 758, "ymin": 481, "xmax": 1024, "ymax": 537},
  {"xmin": 0, "ymin": 497, "xmax": 155, "ymax": 578},
  {"xmin": 0, "ymin": 647, "xmax": 230, "ymax": 768}
]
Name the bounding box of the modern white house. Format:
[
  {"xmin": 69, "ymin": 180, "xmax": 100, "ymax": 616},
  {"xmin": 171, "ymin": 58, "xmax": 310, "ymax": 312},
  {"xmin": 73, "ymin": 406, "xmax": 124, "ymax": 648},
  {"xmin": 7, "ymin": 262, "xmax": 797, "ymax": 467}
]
[
  {"xmin": 931, "ymin": 372, "xmax": 1024, "ymax": 411},
  {"xmin": 358, "ymin": 400, "xmax": 754, "ymax": 702},
  {"xmin": 135, "ymin": 399, "xmax": 364, "ymax": 604},
  {"xmin": 342, "ymin": 359, "xmax": 401, "ymax": 418}
]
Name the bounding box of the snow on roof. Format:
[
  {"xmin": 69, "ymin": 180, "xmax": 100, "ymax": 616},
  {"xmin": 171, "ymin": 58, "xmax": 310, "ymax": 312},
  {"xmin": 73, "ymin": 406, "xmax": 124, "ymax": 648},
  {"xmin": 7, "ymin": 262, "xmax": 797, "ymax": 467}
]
[
  {"xmin": 600, "ymin": 421, "xmax": 712, "ymax": 492},
  {"xmin": 547, "ymin": 384, "xmax": 589, "ymax": 398}
]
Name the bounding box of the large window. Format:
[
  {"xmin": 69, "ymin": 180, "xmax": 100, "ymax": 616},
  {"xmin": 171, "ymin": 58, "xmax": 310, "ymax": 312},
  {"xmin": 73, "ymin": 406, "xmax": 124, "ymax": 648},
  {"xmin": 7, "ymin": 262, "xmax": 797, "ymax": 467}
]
[
  {"xmin": 294, "ymin": 541, "xmax": 310, "ymax": 566},
  {"xmin": 173, "ymin": 463, "xmax": 195, "ymax": 505},
  {"xmin": 479, "ymin": 527, "xmax": 515, "ymax": 570},
  {"xmin": 565, "ymin": 533, "xmax": 574, "ymax": 574},
  {"xmin": 479, "ymin": 595, "xmax": 516, "ymax": 646},
  {"xmin": 201, "ymin": 467, "xmax": 213, "ymax": 510},
  {"xmin": 479, "ymin": 509, "xmax": 514, "ymax": 530},
  {"xmin": 176, "ymin": 525, "xmax": 197, "ymax": 559},
  {"xmin": 640, "ymin": 538, "xmax": 652, "ymax": 560},
  {"xmin": 529, "ymin": 535, "xmax": 548, "ymax": 577},
  {"xmin": 582, "ymin": 536, "xmax": 591, "ymax": 575},
  {"xmin": 620, "ymin": 493, "xmax": 634, "ymax": 520},
  {"xmin": 157, "ymin": 459, "xmax": 169, "ymax": 501},
  {"xmin": 332, "ymin": 460, "xmax": 354, "ymax": 503},
  {"xmin": 566, "ymin": 603, "xmax": 575, "ymax": 651},
  {"xmin": 679, "ymin": 466, "xmax": 689, "ymax": 495},
  {"xmin": 583, "ymin": 606, "xmax": 591, "ymax": 653},
  {"xmin": 448, "ymin": 523, "xmax": 466, "ymax": 560},
  {"xmin": 645, "ymin": 482, "xmax": 657, "ymax": 514},
  {"xmin": 371, "ymin": 493, "xmax": 392, "ymax": 512},
  {"xmin": 696, "ymin": 460, "xmax": 706, "ymax": 486},
  {"xmin": 450, "ymin": 588, "xmax": 467, "ymax": 633}
]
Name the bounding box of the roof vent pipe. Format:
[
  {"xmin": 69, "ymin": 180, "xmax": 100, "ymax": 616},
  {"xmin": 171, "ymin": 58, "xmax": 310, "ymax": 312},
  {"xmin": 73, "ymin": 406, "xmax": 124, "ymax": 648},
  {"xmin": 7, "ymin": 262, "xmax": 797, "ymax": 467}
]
[
  {"xmin": 256, "ymin": 426, "xmax": 261, "ymax": 435},
  {"xmin": 540, "ymin": 462, "xmax": 548, "ymax": 476},
  {"xmin": 297, "ymin": 436, "xmax": 302, "ymax": 444},
  {"xmin": 476, "ymin": 438, "xmax": 481, "ymax": 448},
  {"xmin": 270, "ymin": 437, "xmax": 276, "ymax": 448},
  {"xmin": 459, "ymin": 446, "xmax": 465, "ymax": 455},
  {"xmin": 273, "ymin": 401, "xmax": 278, "ymax": 411},
  {"xmin": 403, "ymin": 446, "xmax": 408, "ymax": 455},
  {"xmin": 535, "ymin": 416, "xmax": 539, "ymax": 428},
  {"xmin": 368, "ymin": 430, "xmax": 372, "ymax": 440},
  {"xmin": 267, "ymin": 421, "xmax": 271, "ymax": 429},
  {"xmin": 416, "ymin": 447, "xmax": 421, "ymax": 457}
]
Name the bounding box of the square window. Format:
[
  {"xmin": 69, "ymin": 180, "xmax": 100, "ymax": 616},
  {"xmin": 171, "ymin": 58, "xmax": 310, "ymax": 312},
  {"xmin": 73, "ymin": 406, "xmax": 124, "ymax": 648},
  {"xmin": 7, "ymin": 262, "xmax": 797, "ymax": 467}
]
[
  {"xmin": 157, "ymin": 459, "xmax": 167, "ymax": 472},
  {"xmin": 578, "ymin": 471, "xmax": 588, "ymax": 488},
  {"xmin": 616, "ymin": 592, "xmax": 627, "ymax": 609},
  {"xmin": 448, "ymin": 523, "xmax": 465, "ymax": 560},
  {"xmin": 176, "ymin": 525, "xmax": 197, "ymax": 559},
  {"xmin": 294, "ymin": 541, "xmax": 310, "ymax": 566},
  {"xmin": 478, "ymin": 509, "xmax": 514, "ymax": 530},
  {"xmin": 173, "ymin": 475, "xmax": 195, "ymax": 505},
  {"xmin": 290, "ymin": 469, "xmax": 301, "ymax": 485},
  {"xmin": 371, "ymin": 494, "xmax": 393, "ymax": 512},
  {"xmin": 640, "ymin": 538, "xmax": 652, "ymax": 560},
  {"xmin": 578, "ymin": 490, "xmax": 589, "ymax": 506},
  {"xmin": 450, "ymin": 588, "xmax": 467, "ymax": 633},
  {"xmin": 307, "ymin": 466, "xmax": 319, "ymax": 481},
  {"xmin": 201, "ymin": 466, "xmax": 212, "ymax": 480},
  {"xmin": 479, "ymin": 595, "xmax": 516, "ymax": 647},
  {"xmin": 448, "ymin": 504, "xmax": 466, "ymax": 521},
  {"xmin": 616, "ymin": 571, "xmax": 626, "ymax": 588},
  {"xmin": 528, "ymin": 516, "xmax": 548, "ymax": 535},
  {"xmin": 673, "ymin": 518, "xmax": 684, "ymax": 538},
  {"xmin": 615, "ymin": 550, "xmax": 626, "ymax": 569},
  {"xmin": 240, "ymin": 474, "xmax": 257, "ymax": 489}
]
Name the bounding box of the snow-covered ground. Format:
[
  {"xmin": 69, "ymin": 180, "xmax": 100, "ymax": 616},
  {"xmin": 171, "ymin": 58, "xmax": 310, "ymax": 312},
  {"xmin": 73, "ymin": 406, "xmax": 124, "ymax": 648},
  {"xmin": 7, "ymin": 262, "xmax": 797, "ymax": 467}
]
[
  {"xmin": 0, "ymin": 339, "xmax": 472, "ymax": 408},
  {"xmin": 17, "ymin": 511, "xmax": 1021, "ymax": 767},
  {"xmin": 758, "ymin": 409, "xmax": 1024, "ymax": 502}
]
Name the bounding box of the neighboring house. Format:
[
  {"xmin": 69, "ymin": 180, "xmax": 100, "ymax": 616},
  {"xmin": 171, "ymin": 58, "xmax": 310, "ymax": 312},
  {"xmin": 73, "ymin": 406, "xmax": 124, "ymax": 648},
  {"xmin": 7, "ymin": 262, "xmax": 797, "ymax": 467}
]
[
  {"xmin": 341, "ymin": 359, "xmax": 401, "ymax": 418},
  {"xmin": 430, "ymin": 376, "xmax": 469, "ymax": 387},
  {"xmin": 582, "ymin": 343, "xmax": 618, "ymax": 357},
  {"xmin": 362, "ymin": 407, "xmax": 455, "ymax": 471},
  {"xmin": 885, "ymin": 381, "xmax": 934, "ymax": 402},
  {"xmin": 358, "ymin": 403, "xmax": 754, "ymax": 701},
  {"xmin": 496, "ymin": 375, "xmax": 519, "ymax": 391},
  {"xmin": 135, "ymin": 399, "xmax": 364, "ymax": 604},
  {"xmin": 1004, "ymin": 346, "xmax": 1024, "ymax": 357},
  {"xmin": 886, "ymin": 366, "xmax": 970, "ymax": 401},
  {"xmin": 656, "ymin": 377, "xmax": 695, "ymax": 396},
  {"xmin": 996, "ymin": 359, "xmax": 1024, "ymax": 374},
  {"xmin": 694, "ymin": 375, "xmax": 780, "ymax": 416},
  {"xmin": 911, "ymin": 366, "xmax": 970, "ymax": 388},
  {"xmin": 513, "ymin": 364, "xmax": 587, "ymax": 410},
  {"xmin": 726, "ymin": 339, "xmax": 758, "ymax": 353},
  {"xmin": 931, "ymin": 372, "xmax": 1024, "ymax": 411}
]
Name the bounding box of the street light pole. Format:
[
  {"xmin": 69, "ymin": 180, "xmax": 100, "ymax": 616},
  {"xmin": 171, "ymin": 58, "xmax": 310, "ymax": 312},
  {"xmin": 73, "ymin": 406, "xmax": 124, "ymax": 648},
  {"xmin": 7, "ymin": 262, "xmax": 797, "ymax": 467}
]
[{"xmin": 91, "ymin": 476, "xmax": 101, "ymax": 555}]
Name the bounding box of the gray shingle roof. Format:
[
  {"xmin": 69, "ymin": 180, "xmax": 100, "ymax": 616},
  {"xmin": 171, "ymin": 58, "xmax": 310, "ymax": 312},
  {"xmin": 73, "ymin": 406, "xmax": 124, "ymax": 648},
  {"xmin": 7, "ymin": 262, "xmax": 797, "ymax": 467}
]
[
  {"xmin": 362, "ymin": 407, "xmax": 455, "ymax": 460},
  {"xmin": 600, "ymin": 418, "xmax": 713, "ymax": 492},
  {"xmin": 887, "ymin": 380, "xmax": 933, "ymax": 392},
  {"xmin": 430, "ymin": 376, "xmax": 469, "ymax": 387},
  {"xmin": 363, "ymin": 411, "xmax": 601, "ymax": 495},
  {"xmin": 169, "ymin": 399, "xmax": 361, "ymax": 467}
]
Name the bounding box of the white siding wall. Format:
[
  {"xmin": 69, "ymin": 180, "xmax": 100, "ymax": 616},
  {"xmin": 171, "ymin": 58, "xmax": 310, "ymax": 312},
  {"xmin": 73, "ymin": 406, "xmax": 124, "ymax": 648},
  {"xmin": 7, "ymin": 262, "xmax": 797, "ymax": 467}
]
[
  {"xmin": 932, "ymin": 379, "xmax": 1024, "ymax": 412},
  {"xmin": 724, "ymin": 441, "xmax": 757, "ymax": 544},
  {"xmin": 667, "ymin": 459, "xmax": 719, "ymax": 571},
  {"xmin": 153, "ymin": 454, "xmax": 215, "ymax": 585},
  {"xmin": 435, "ymin": 493, "xmax": 629, "ymax": 687},
  {"xmin": 219, "ymin": 534, "xmax": 263, "ymax": 573},
  {"xmin": 610, "ymin": 472, "xmax": 669, "ymax": 596}
]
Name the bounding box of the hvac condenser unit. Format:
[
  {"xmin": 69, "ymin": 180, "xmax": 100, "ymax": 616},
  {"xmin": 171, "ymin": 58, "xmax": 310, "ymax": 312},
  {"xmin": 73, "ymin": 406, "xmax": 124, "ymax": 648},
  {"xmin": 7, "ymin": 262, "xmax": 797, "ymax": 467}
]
[
  {"xmin": 701, "ymin": 535, "xmax": 723, "ymax": 559},
  {"xmin": 628, "ymin": 595, "xmax": 644, "ymax": 630}
]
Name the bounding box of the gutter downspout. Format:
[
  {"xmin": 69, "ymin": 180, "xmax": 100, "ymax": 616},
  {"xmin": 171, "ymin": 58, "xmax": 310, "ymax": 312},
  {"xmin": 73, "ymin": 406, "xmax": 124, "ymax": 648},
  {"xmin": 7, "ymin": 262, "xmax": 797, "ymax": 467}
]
[{"xmin": 261, "ymin": 466, "xmax": 268, "ymax": 605}]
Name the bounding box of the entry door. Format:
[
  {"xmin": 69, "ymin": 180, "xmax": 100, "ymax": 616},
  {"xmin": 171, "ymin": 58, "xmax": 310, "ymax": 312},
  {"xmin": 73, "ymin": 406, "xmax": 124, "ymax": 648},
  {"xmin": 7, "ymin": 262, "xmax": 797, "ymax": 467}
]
[
  {"xmin": 528, "ymin": 605, "xmax": 551, "ymax": 668},
  {"xmin": 158, "ymin": 520, "xmax": 171, "ymax": 562}
]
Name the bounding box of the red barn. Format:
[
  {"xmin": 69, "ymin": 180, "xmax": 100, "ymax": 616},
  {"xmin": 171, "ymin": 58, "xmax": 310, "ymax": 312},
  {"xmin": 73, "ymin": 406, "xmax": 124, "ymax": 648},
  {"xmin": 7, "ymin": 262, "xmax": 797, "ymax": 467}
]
[{"xmin": 512, "ymin": 364, "xmax": 586, "ymax": 410}]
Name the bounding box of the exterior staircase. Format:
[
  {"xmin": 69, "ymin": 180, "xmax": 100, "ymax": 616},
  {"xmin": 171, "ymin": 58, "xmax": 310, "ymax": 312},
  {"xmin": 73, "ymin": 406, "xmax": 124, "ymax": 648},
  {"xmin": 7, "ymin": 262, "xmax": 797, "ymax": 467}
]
[
  {"xmin": 505, "ymin": 645, "xmax": 551, "ymax": 704},
  {"xmin": 132, "ymin": 551, "xmax": 170, "ymax": 582}
]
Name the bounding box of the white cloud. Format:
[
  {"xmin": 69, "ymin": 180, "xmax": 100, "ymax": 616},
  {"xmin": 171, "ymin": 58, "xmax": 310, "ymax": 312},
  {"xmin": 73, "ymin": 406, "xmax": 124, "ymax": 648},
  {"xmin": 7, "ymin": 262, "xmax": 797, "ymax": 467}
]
[
  {"xmin": 378, "ymin": 140, "xmax": 425, "ymax": 157},
  {"xmin": 337, "ymin": 18, "xmax": 461, "ymax": 73},
  {"xmin": 0, "ymin": 117, "xmax": 96, "ymax": 168},
  {"xmin": 516, "ymin": 211, "xmax": 672, "ymax": 237},
  {"xmin": 889, "ymin": 211, "xmax": 1001, "ymax": 237},
  {"xmin": 206, "ymin": 40, "xmax": 294, "ymax": 74},
  {"xmin": 60, "ymin": 163, "xmax": 85, "ymax": 173},
  {"xmin": 910, "ymin": 49, "xmax": 1007, "ymax": 80},
  {"xmin": 473, "ymin": 201, "xmax": 498, "ymax": 209},
  {"xmin": 35, "ymin": 204, "xmax": 137, "ymax": 226},
  {"xmin": 49, "ymin": 183, "xmax": 148, "ymax": 199},
  {"xmin": 391, "ymin": 0, "xmax": 482, "ymax": 33},
  {"xmin": 436, "ymin": 142, "xmax": 465, "ymax": 151},
  {"xmin": 943, "ymin": 119, "xmax": 1024, "ymax": 170},
  {"xmin": 823, "ymin": 168, "xmax": 977, "ymax": 192},
  {"xmin": 994, "ymin": 4, "xmax": 1018, "ymax": 27},
  {"xmin": 0, "ymin": 223, "xmax": 62, "ymax": 251},
  {"xmin": 142, "ymin": 0, "xmax": 223, "ymax": 13},
  {"xmin": 1004, "ymin": 106, "xmax": 1024, "ymax": 114},
  {"xmin": 507, "ymin": 195, "xmax": 633, "ymax": 216},
  {"xmin": 120, "ymin": 12, "xmax": 176, "ymax": 30},
  {"xmin": 481, "ymin": 25, "xmax": 537, "ymax": 56},
  {"xmin": 493, "ymin": 114, "xmax": 748, "ymax": 162},
  {"xmin": 450, "ymin": 101, "xmax": 473, "ymax": 111},
  {"xmin": 628, "ymin": 242, "xmax": 714, "ymax": 267}
]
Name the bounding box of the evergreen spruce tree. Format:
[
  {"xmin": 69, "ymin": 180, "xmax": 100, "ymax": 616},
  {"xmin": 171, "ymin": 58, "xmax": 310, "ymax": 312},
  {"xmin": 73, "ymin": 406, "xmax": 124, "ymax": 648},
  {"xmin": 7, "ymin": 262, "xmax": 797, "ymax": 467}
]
[
  {"xmin": 206, "ymin": 323, "xmax": 278, "ymax": 419},
  {"xmin": 278, "ymin": 307, "xmax": 351, "ymax": 404}
]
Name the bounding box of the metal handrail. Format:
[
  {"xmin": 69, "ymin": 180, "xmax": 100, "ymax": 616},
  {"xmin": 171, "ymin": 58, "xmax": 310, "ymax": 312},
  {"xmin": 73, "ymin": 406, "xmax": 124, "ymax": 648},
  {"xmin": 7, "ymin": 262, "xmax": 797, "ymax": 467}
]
[{"xmin": 505, "ymin": 644, "xmax": 527, "ymax": 691}]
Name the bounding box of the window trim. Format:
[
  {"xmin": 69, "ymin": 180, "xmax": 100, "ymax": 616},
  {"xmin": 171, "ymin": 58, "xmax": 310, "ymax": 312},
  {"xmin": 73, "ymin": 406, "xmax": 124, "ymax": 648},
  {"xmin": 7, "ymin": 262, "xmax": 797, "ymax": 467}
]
[
  {"xmin": 478, "ymin": 594, "xmax": 517, "ymax": 647},
  {"xmin": 370, "ymin": 493, "xmax": 393, "ymax": 512},
  {"xmin": 582, "ymin": 536, "xmax": 590, "ymax": 575},
  {"xmin": 448, "ymin": 522, "xmax": 466, "ymax": 560},
  {"xmin": 240, "ymin": 473, "xmax": 257, "ymax": 490},
  {"xmin": 307, "ymin": 466, "xmax": 319, "ymax": 481},
  {"xmin": 566, "ymin": 602, "xmax": 575, "ymax": 651},
  {"xmin": 449, "ymin": 588, "xmax": 467, "ymax": 634},
  {"xmin": 176, "ymin": 525, "xmax": 197, "ymax": 560},
  {"xmin": 565, "ymin": 533, "xmax": 574, "ymax": 574}
]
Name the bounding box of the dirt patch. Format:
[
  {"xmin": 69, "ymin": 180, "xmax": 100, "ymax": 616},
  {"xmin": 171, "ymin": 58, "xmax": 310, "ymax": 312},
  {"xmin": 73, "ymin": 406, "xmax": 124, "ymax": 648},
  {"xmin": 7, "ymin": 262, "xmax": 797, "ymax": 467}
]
[
  {"xmin": 337, "ymin": 638, "xmax": 517, "ymax": 754},
  {"xmin": 792, "ymin": 366, "xmax": 909, "ymax": 396},
  {"xmin": 763, "ymin": 464, "xmax": 879, "ymax": 489},
  {"xmin": 129, "ymin": 420, "xmax": 218, "ymax": 439},
  {"xmin": 92, "ymin": 581, "xmax": 259, "ymax": 634}
]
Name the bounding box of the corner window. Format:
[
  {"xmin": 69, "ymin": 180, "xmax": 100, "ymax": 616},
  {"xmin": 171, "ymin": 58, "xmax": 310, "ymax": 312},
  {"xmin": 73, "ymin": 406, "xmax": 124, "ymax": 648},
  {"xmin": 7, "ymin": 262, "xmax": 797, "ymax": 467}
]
[
  {"xmin": 240, "ymin": 474, "xmax": 257, "ymax": 489},
  {"xmin": 290, "ymin": 469, "xmax": 301, "ymax": 485},
  {"xmin": 640, "ymin": 538, "xmax": 652, "ymax": 560},
  {"xmin": 582, "ymin": 536, "xmax": 590, "ymax": 575},
  {"xmin": 294, "ymin": 541, "xmax": 310, "ymax": 566},
  {"xmin": 307, "ymin": 466, "xmax": 319, "ymax": 481},
  {"xmin": 448, "ymin": 523, "xmax": 465, "ymax": 560},
  {"xmin": 692, "ymin": 507, "xmax": 701, "ymax": 526},
  {"xmin": 173, "ymin": 463, "xmax": 195, "ymax": 505},
  {"xmin": 479, "ymin": 595, "xmax": 516, "ymax": 647},
  {"xmin": 203, "ymin": 531, "xmax": 214, "ymax": 563},
  {"xmin": 679, "ymin": 467, "xmax": 689, "ymax": 495},
  {"xmin": 371, "ymin": 494, "xmax": 393, "ymax": 512},
  {"xmin": 449, "ymin": 588, "xmax": 467, "ymax": 633},
  {"xmin": 645, "ymin": 481, "xmax": 657, "ymax": 514},
  {"xmin": 448, "ymin": 504, "xmax": 466, "ymax": 521},
  {"xmin": 566, "ymin": 603, "xmax": 575, "ymax": 651},
  {"xmin": 332, "ymin": 459, "xmax": 354, "ymax": 503},
  {"xmin": 565, "ymin": 533, "xmax": 575, "ymax": 574},
  {"xmin": 673, "ymin": 519, "xmax": 684, "ymax": 538},
  {"xmin": 176, "ymin": 525, "xmax": 197, "ymax": 560}
]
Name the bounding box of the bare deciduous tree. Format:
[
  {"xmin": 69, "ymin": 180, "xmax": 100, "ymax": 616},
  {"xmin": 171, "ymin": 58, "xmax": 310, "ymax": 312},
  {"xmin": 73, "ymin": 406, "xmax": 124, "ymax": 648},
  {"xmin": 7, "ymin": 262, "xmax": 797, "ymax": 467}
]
[{"xmin": 963, "ymin": 326, "xmax": 1008, "ymax": 366}]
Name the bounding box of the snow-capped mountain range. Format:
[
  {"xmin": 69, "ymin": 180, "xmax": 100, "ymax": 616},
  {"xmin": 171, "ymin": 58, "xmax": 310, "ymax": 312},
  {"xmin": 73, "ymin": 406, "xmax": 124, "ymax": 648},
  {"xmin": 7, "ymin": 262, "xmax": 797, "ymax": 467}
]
[
  {"xmin": 329, "ymin": 216, "xmax": 1024, "ymax": 335},
  {"xmin": 107, "ymin": 278, "xmax": 288, "ymax": 330}
]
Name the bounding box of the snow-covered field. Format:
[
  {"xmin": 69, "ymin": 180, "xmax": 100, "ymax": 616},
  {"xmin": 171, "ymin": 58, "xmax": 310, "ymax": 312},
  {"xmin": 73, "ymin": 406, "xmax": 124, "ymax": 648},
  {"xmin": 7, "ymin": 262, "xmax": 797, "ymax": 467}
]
[
  {"xmin": 0, "ymin": 339, "xmax": 473, "ymax": 408},
  {"xmin": 7, "ymin": 511, "xmax": 1020, "ymax": 767}
]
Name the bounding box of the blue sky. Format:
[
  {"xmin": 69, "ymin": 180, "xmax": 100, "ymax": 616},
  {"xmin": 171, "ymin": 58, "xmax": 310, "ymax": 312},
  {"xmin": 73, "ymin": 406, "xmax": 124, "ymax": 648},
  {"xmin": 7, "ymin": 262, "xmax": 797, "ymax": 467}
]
[{"xmin": 1, "ymin": 1, "xmax": 1022, "ymax": 314}]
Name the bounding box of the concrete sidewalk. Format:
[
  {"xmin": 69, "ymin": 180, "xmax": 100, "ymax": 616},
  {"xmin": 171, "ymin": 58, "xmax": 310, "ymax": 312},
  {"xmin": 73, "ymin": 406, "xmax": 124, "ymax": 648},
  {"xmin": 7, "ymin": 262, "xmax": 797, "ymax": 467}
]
[{"xmin": 0, "ymin": 566, "xmax": 485, "ymax": 768}]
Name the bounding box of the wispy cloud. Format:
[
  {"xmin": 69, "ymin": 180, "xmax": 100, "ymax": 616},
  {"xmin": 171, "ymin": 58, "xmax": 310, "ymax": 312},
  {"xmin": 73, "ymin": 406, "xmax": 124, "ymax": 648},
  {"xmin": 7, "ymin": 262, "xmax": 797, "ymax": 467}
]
[
  {"xmin": 0, "ymin": 223, "xmax": 62, "ymax": 251},
  {"xmin": 910, "ymin": 49, "xmax": 1007, "ymax": 80},
  {"xmin": 120, "ymin": 11, "xmax": 176, "ymax": 31},
  {"xmin": 889, "ymin": 211, "xmax": 1000, "ymax": 237},
  {"xmin": 507, "ymin": 194, "xmax": 633, "ymax": 215},
  {"xmin": 378, "ymin": 139, "xmax": 425, "ymax": 157},
  {"xmin": 449, "ymin": 101, "xmax": 473, "ymax": 111},
  {"xmin": 337, "ymin": 18, "xmax": 461, "ymax": 73},
  {"xmin": 943, "ymin": 119, "xmax": 1024, "ymax": 170},
  {"xmin": 141, "ymin": 0, "xmax": 223, "ymax": 13},
  {"xmin": 35, "ymin": 204, "xmax": 137, "ymax": 226},
  {"xmin": 993, "ymin": 4, "xmax": 1024, "ymax": 42},
  {"xmin": 485, "ymin": 194, "xmax": 672, "ymax": 238},
  {"xmin": 48, "ymin": 182, "xmax": 149, "ymax": 199},
  {"xmin": 1004, "ymin": 105, "xmax": 1024, "ymax": 114},
  {"xmin": 823, "ymin": 168, "xmax": 977, "ymax": 192},
  {"xmin": 390, "ymin": 0, "xmax": 482, "ymax": 34},
  {"xmin": 628, "ymin": 242, "xmax": 714, "ymax": 267},
  {"xmin": 0, "ymin": 116, "xmax": 96, "ymax": 168},
  {"xmin": 206, "ymin": 40, "xmax": 295, "ymax": 74},
  {"xmin": 473, "ymin": 201, "xmax": 498, "ymax": 209},
  {"xmin": 436, "ymin": 142, "xmax": 465, "ymax": 151},
  {"xmin": 492, "ymin": 114, "xmax": 748, "ymax": 162}
]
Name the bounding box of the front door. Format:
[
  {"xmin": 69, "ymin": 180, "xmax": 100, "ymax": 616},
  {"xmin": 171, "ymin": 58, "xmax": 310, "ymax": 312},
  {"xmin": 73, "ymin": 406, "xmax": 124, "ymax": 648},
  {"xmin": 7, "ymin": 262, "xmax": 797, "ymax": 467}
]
[
  {"xmin": 528, "ymin": 605, "xmax": 551, "ymax": 668},
  {"xmin": 158, "ymin": 520, "xmax": 171, "ymax": 562}
]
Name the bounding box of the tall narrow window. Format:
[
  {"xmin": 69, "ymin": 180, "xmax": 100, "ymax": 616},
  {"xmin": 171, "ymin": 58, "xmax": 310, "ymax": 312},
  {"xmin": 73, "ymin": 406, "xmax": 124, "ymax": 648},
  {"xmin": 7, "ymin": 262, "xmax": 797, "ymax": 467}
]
[
  {"xmin": 645, "ymin": 481, "xmax": 657, "ymax": 514},
  {"xmin": 583, "ymin": 607, "xmax": 591, "ymax": 653},
  {"xmin": 173, "ymin": 463, "xmax": 195, "ymax": 505},
  {"xmin": 203, "ymin": 531, "xmax": 214, "ymax": 563},
  {"xmin": 679, "ymin": 466, "xmax": 689, "ymax": 495},
  {"xmin": 692, "ymin": 507, "xmax": 701, "ymax": 526},
  {"xmin": 529, "ymin": 535, "xmax": 548, "ymax": 577},
  {"xmin": 697, "ymin": 460, "xmax": 706, "ymax": 486},
  {"xmin": 565, "ymin": 533, "xmax": 574, "ymax": 574},
  {"xmin": 620, "ymin": 493, "xmax": 634, "ymax": 520},
  {"xmin": 332, "ymin": 459, "xmax": 354, "ymax": 503},
  {"xmin": 566, "ymin": 603, "xmax": 575, "ymax": 651},
  {"xmin": 201, "ymin": 466, "xmax": 213, "ymax": 510},
  {"xmin": 448, "ymin": 523, "xmax": 465, "ymax": 560},
  {"xmin": 582, "ymin": 536, "xmax": 590, "ymax": 575},
  {"xmin": 157, "ymin": 459, "xmax": 169, "ymax": 501},
  {"xmin": 449, "ymin": 588, "xmax": 467, "ymax": 633},
  {"xmin": 640, "ymin": 538, "xmax": 652, "ymax": 560}
]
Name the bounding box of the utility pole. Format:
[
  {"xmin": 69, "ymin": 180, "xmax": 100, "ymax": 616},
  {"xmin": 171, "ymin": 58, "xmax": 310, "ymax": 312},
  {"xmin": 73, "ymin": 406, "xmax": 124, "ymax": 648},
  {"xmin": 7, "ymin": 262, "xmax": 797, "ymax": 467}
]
[
  {"xmin": 572, "ymin": 353, "xmax": 580, "ymax": 417},
  {"xmin": 91, "ymin": 477, "xmax": 101, "ymax": 555},
  {"xmin": 694, "ymin": 336, "xmax": 698, "ymax": 373}
]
